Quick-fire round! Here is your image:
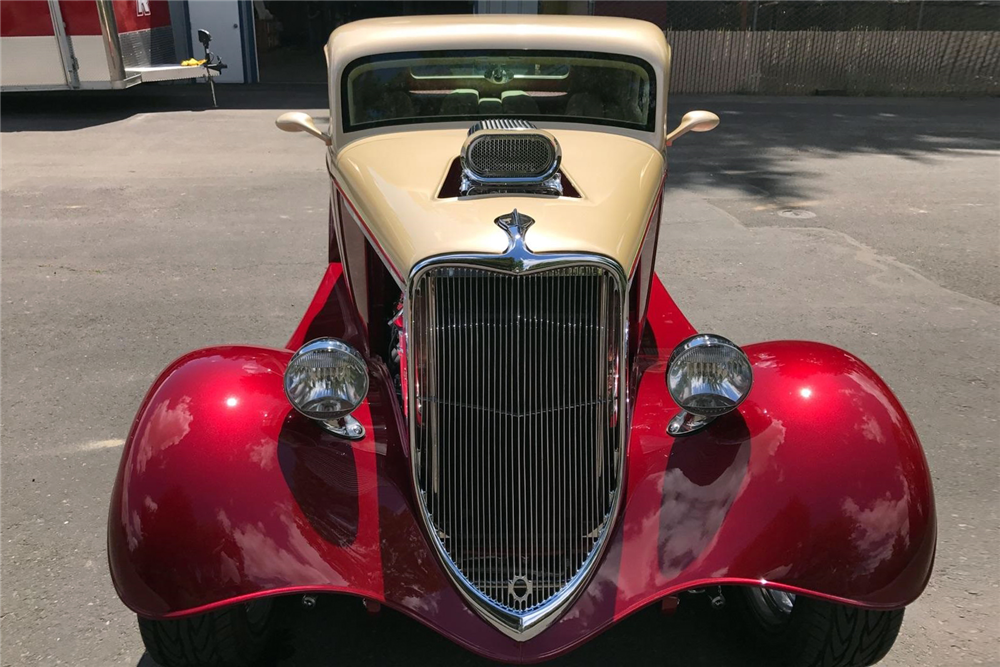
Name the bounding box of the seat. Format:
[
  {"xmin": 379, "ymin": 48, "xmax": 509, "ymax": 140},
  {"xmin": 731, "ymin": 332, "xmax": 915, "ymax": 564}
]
[
  {"xmin": 439, "ymin": 89, "xmax": 479, "ymax": 116},
  {"xmin": 501, "ymin": 90, "xmax": 540, "ymax": 116},
  {"xmin": 565, "ymin": 92, "xmax": 604, "ymax": 119},
  {"xmin": 382, "ymin": 91, "xmax": 414, "ymax": 119},
  {"xmin": 478, "ymin": 97, "xmax": 503, "ymax": 116},
  {"xmin": 604, "ymin": 102, "xmax": 625, "ymax": 122},
  {"xmin": 358, "ymin": 90, "xmax": 414, "ymax": 123}
]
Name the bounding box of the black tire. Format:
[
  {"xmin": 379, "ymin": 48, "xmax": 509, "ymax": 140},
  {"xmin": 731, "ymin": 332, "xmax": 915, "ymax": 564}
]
[
  {"xmin": 728, "ymin": 587, "xmax": 904, "ymax": 667},
  {"xmin": 138, "ymin": 599, "xmax": 276, "ymax": 667}
]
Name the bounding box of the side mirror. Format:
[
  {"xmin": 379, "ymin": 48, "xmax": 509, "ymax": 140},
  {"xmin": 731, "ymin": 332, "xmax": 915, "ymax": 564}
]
[
  {"xmin": 664, "ymin": 110, "xmax": 720, "ymax": 147},
  {"xmin": 275, "ymin": 112, "xmax": 331, "ymax": 146},
  {"xmin": 197, "ymin": 29, "xmax": 212, "ymax": 49}
]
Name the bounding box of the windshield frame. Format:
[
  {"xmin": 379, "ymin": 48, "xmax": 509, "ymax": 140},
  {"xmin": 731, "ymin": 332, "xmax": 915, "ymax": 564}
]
[{"xmin": 339, "ymin": 49, "xmax": 658, "ymax": 135}]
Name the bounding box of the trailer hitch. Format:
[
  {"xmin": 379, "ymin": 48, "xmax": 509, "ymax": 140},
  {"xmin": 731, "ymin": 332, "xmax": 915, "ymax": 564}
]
[{"xmin": 197, "ymin": 29, "xmax": 227, "ymax": 108}]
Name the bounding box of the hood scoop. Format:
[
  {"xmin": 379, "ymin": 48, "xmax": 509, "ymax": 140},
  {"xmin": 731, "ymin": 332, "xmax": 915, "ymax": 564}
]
[{"xmin": 460, "ymin": 119, "xmax": 562, "ymax": 197}]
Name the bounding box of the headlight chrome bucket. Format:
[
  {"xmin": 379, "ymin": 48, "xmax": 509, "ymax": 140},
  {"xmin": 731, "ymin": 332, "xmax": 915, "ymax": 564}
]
[
  {"xmin": 666, "ymin": 334, "xmax": 753, "ymax": 435},
  {"xmin": 284, "ymin": 338, "xmax": 369, "ymax": 438}
]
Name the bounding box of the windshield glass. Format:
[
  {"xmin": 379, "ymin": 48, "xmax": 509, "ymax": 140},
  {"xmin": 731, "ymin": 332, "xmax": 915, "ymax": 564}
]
[{"xmin": 341, "ymin": 50, "xmax": 656, "ymax": 133}]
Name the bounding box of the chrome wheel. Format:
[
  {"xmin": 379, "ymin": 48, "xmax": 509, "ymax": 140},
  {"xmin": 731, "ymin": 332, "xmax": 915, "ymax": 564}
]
[{"xmin": 747, "ymin": 588, "xmax": 797, "ymax": 630}]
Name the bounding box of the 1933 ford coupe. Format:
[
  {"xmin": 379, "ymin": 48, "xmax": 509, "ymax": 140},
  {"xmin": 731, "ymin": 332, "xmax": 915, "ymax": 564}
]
[{"xmin": 109, "ymin": 15, "xmax": 935, "ymax": 667}]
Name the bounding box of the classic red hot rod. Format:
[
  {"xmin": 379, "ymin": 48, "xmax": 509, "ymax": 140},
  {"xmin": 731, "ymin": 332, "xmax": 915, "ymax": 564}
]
[{"xmin": 109, "ymin": 15, "xmax": 935, "ymax": 666}]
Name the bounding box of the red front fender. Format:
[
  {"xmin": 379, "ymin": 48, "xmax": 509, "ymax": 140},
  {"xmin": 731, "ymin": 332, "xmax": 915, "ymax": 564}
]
[
  {"xmin": 107, "ymin": 345, "xmax": 387, "ymax": 613},
  {"xmin": 608, "ymin": 335, "xmax": 936, "ymax": 626},
  {"xmin": 108, "ymin": 270, "xmax": 935, "ymax": 663}
]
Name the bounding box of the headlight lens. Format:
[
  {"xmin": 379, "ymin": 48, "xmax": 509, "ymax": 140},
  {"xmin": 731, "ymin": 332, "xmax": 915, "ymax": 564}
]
[
  {"xmin": 284, "ymin": 338, "xmax": 368, "ymax": 420},
  {"xmin": 667, "ymin": 334, "xmax": 752, "ymax": 417}
]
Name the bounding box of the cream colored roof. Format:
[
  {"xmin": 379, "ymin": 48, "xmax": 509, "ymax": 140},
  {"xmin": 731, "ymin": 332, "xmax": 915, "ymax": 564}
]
[{"xmin": 324, "ymin": 15, "xmax": 671, "ymax": 149}]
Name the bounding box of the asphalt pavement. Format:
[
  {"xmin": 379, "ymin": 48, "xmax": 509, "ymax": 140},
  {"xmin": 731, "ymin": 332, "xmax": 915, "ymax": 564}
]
[{"xmin": 1, "ymin": 87, "xmax": 997, "ymax": 666}]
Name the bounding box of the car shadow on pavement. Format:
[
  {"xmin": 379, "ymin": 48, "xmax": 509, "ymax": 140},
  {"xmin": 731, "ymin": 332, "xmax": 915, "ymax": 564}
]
[
  {"xmin": 136, "ymin": 594, "xmax": 770, "ymax": 667},
  {"xmin": 0, "ymin": 83, "xmax": 329, "ymax": 133}
]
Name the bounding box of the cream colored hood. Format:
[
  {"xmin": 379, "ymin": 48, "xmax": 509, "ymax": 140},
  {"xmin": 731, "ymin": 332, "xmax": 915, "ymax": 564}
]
[{"xmin": 332, "ymin": 128, "xmax": 664, "ymax": 282}]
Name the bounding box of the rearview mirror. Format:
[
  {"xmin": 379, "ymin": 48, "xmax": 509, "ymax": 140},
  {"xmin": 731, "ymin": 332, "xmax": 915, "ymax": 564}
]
[
  {"xmin": 664, "ymin": 110, "xmax": 720, "ymax": 147},
  {"xmin": 197, "ymin": 29, "xmax": 212, "ymax": 49},
  {"xmin": 275, "ymin": 112, "xmax": 331, "ymax": 146}
]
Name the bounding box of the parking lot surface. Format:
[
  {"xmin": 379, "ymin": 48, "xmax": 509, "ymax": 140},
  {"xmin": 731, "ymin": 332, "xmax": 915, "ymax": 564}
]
[{"xmin": 2, "ymin": 88, "xmax": 997, "ymax": 666}]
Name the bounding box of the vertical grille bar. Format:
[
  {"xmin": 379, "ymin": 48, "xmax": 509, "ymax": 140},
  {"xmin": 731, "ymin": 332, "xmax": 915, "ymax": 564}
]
[{"xmin": 411, "ymin": 264, "xmax": 623, "ymax": 618}]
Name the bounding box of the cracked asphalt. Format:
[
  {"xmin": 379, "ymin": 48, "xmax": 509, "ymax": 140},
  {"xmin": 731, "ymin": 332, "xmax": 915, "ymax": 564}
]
[{"xmin": 1, "ymin": 88, "xmax": 997, "ymax": 666}]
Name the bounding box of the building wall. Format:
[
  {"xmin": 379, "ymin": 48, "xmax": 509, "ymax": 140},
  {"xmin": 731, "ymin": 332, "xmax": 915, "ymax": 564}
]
[
  {"xmin": 187, "ymin": 0, "xmax": 245, "ymax": 83},
  {"xmin": 201, "ymin": 0, "xmax": 1000, "ymax": 95},
  {"xmin": 665, "ymin": 29, "xmax": 1000, "ymax": 96},
  {"xmin": 594, "ymin": 0, "xmax": 1000, "ymax": 96}
]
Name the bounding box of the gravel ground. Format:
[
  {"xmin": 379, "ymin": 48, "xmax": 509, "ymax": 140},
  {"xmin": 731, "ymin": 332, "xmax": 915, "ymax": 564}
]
[{"xmin": 2, "ymin": 88, "xmax": 997, "ymax": 666}]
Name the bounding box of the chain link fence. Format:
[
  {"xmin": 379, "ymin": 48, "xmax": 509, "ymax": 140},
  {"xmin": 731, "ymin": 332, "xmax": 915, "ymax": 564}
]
[{"xmin": 588, "ymin": 1, "xmax": 1000, "ymax": 95}]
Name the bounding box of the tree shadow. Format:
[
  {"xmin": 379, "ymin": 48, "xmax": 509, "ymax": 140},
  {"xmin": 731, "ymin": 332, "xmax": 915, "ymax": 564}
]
[
  {"xmin": 0, "ymin": 83, "xmax": 328, "ymax": 133},
  {"xmin": 666, "ymin": 94, "xmax": 1000, "ymax": 203},
  {"xmin": 5, "ymin": 87, "xmax": 996, "ymax": 186}
]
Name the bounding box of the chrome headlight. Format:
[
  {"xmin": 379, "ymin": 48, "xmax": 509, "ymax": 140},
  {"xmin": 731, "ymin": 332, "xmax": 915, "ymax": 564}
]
[
  {"xmin": 667, "ymin": 334, "xmax": 753, "ymax": 417},
  {"xmin": 284, "ymin": 338, "xmax": 368, "ymax": 420}
]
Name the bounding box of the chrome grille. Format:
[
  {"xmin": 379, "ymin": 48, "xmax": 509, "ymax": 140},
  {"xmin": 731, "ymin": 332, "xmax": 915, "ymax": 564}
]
[
  {"xmin": 409, "ymin": 264, "xmax": 624, "ymax": 622},
  {"xmin": 467, "ymin": 118, "xmax": 536, "ymax": 133}
]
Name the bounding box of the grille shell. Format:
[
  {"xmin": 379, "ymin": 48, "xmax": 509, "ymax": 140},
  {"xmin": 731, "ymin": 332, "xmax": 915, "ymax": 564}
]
[{"xmin": 407, "ymin": 260, "xmax": 627, "ymax": 638}]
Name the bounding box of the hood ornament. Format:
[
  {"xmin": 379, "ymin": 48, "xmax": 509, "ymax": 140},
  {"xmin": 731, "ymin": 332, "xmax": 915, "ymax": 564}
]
[{"xmin": 495, "ymin": 209, "xmax": 535, "ymax": 257}]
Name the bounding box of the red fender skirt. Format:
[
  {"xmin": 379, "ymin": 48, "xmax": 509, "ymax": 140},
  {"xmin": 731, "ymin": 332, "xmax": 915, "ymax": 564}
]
[{"xmin": 109, "ymin": 264, "xmax": 935, "ymax": 663}]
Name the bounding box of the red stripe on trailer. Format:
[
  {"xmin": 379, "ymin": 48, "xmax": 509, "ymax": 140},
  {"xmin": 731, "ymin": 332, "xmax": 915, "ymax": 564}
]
[
  {"xmin": 0, "ymin": 1, "xmax": 55, "ymax": 37},
  {"xmin": 1, "ymin": 0, "xmax": 172, "ymax": 38},
  {"xmin": 61, "ymin": 1, "xmax": 102, "ymax": 35},
  {"xmin": 113, "ymin": 0, "xmax": 171, "ymax": 33},
  {"xmin": 0, "ymin": 1, "xmax": 102, "ymax": 37}
]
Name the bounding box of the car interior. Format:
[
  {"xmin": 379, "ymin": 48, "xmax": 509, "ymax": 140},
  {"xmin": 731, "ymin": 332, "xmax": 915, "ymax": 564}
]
[{"xmin": 348, "ymin": 62, "xmax": 650, "ymax": 128}]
